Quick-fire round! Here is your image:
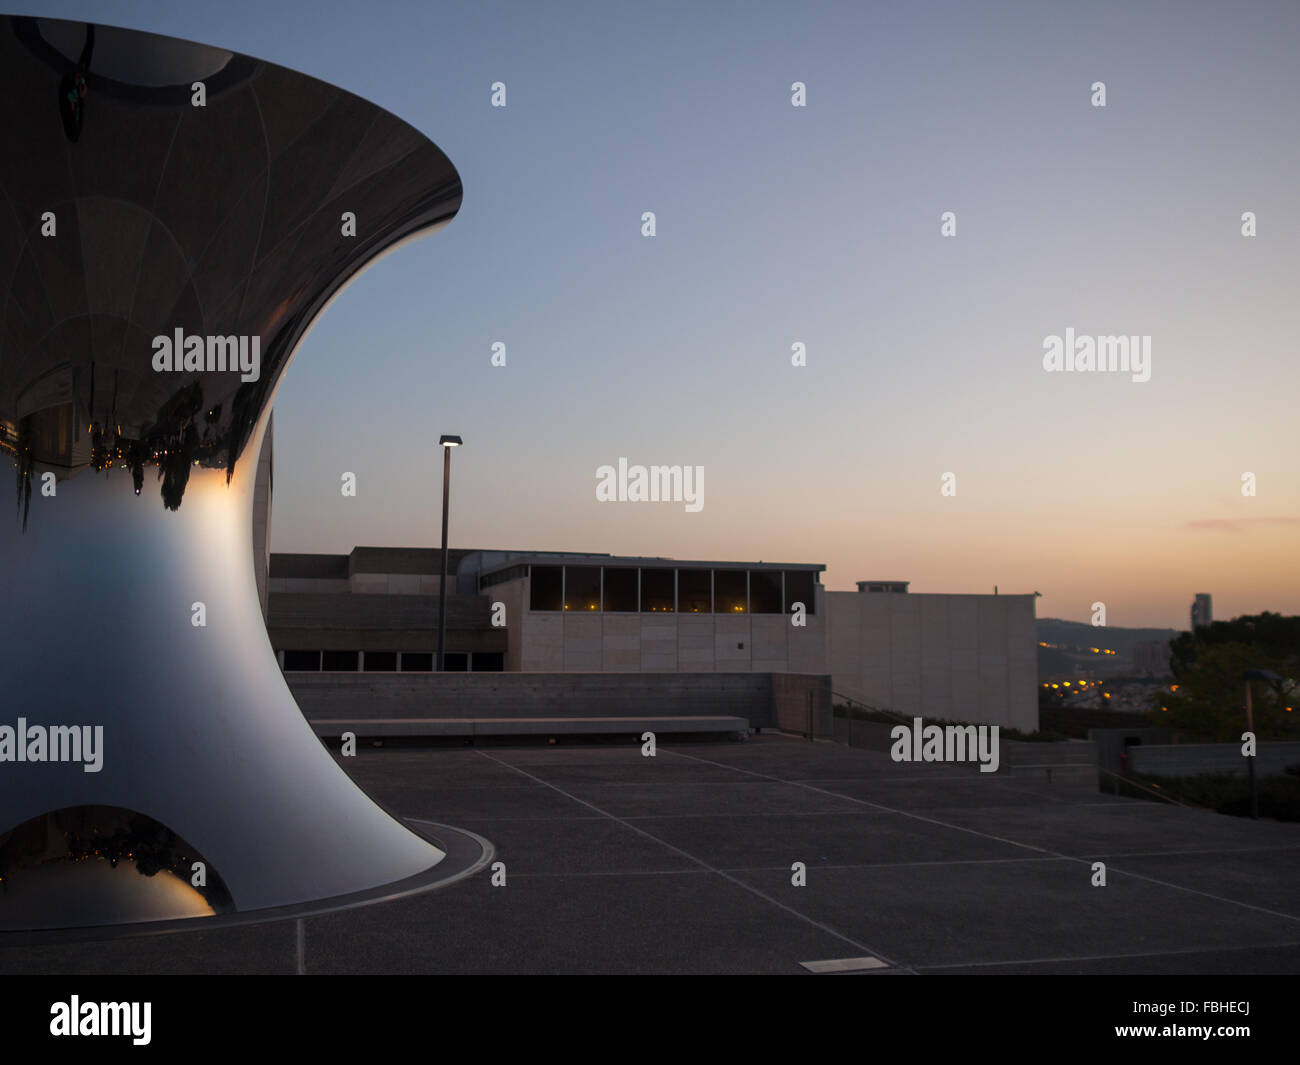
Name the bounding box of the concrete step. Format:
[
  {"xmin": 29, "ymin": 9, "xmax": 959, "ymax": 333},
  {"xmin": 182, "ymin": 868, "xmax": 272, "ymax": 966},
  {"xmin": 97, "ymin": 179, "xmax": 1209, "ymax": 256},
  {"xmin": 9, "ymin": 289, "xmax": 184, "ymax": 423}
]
[
  {"xmin": 310, "ymin": 715, "xmax": 751, "ymax": 738},
  {"xmin": 1007, "ymin": 764, "xmax": 1099, "ymax": 783}
]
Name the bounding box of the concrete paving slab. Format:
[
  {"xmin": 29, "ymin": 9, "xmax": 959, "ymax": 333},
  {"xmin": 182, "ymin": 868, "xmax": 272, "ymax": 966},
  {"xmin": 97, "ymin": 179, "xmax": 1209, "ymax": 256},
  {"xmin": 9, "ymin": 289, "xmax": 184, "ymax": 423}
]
[
  {"xmin": 3, "ymin": 735, "xmax": 1296, "ymax": 975},
  {"xmin": 920, "ymin": 943, "xmax": 1300, "ymax": 975},
  {"xmin": 513, "ymin": 760, "xmax": 764, "ymax": 786},
  {"xmin": 339, "ymin": 751, "xmax": 534, "ymax": 788},
  {"xmin": 549, "ymin": 780, "xmax": 868, "ymax": 818},
  {"xmin": 441, "ymin": 816, "xmax": 698, "ymax": 876},
  {"xmin": 926, "ymin": 802, "xmax": 1300, "ymax": 856},
  {"xmin": 792, "ymin": 775, "xmax": 1103, "ymax": 810},
  {"xmin": 298, "ymin": 872, "xmax": 867, "ymax": 974},
  {"xmin": 341, "ymin": 782, "xmax": 585, "ymax": 822},
  {"xmin": 0, "ymin": 920, "xmax": 296, "ymax": 975},
  {"xmin": 1098, "ymin": 848, "xmax": 1300, "ymax": 917},
  {"xmin": 624, "ymin": 811, "xmax": 1035, "ymax": 869},
  {"xmin": 488, "ymin": 745, "xmax": 693, "ymax": 767},
  {"xmin": 667, "ymin": 738, "xmax": 905, "ymax": 778},
  {"xmin": 729, "ymin": 862, "xmax": 1300, "ymax": 970}
]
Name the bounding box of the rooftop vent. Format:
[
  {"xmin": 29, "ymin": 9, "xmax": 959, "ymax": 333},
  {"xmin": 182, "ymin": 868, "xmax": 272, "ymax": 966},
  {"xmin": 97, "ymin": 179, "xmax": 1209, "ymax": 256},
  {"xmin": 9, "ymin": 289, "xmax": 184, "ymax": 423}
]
[{"xmin": 856, "ymin": 581, "xmax": 909, "ymax": 593}]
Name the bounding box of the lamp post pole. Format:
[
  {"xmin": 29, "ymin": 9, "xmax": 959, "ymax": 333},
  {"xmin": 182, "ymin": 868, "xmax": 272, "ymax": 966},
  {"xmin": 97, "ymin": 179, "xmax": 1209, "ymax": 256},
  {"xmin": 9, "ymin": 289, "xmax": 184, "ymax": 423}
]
[
  {"xmin": 437, "ymin": 445, "xmax": 451, "ymax": 672},
  {"xmin": 436, "ymin": 435, "xmax": 462, "ymax": 671}
]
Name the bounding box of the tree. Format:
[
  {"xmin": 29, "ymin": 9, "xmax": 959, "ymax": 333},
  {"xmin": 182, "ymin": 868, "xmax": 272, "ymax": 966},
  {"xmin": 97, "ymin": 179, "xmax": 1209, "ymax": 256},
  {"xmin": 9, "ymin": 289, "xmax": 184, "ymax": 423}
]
[
  {"xmin": 1169, "ymin": 612, "xmax": 1300, "ymax": 674},
  {"xmin": 1152, "ymin": 638, "xmax": 1299, "ymax": 742}
]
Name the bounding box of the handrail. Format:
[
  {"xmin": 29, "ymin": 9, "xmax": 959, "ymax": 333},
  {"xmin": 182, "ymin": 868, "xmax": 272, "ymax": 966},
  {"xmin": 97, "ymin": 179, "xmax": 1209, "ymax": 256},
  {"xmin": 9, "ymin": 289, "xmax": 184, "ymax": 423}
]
[
  {"xmin": 831, "ymin": 691, "xmax": 910, "ymax": 724},
  {"xmin": 1097, "ymin": 766, "xmax": 1200, "ymax": 809}
]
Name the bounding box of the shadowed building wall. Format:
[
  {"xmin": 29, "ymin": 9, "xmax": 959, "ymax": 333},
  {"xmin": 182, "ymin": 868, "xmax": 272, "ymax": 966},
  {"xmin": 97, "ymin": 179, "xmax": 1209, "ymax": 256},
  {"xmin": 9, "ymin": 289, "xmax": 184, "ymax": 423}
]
[
  {"xmin": 826, "ymin": 588, "xmax": 1038, "ymax": 732},
  {"xmin": 265, "ymin": 548, "xmax": 1039, "ymax": 730}
]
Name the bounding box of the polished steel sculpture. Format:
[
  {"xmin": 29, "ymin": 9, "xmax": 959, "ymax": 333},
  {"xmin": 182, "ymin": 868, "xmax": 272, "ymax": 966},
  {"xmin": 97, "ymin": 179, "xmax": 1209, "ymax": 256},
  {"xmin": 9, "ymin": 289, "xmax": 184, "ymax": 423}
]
[{"xmin": 0, "ymin": 16, "xmax": 487, "ymax": 935}]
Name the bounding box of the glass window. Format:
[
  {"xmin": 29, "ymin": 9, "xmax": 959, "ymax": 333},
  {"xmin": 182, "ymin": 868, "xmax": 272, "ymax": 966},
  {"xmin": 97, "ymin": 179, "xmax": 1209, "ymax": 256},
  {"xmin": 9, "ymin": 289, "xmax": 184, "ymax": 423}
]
[
  {"xmin": 715, "ymin": 570, "xmax": 747, "ymax": 613},
  {"xmin": 442, "ymin": 652, "xmax": 469, "ymax": 672},
  {"xmin": 784, "ymin": 571, "xmax": 816, "ymax": 615},
  {"xmin": 401, "ymin": 652, "xmax": 432, "ymax": 672},
  {"xmin": 602, "ymin": 567, "xmax": 638, "ymax": 611},
  {"xmin": 364, "ymin": 651, "xmax": 397, "ymax": 671},
  {"xmin": 749, "ymin": 570, "xmax": 782, "ymax": 613},
  {"xmin": 472, "ymin": 652, "xmax": 504, "ymax": 672},
  {"xmin": 530, "ymin": 565, "xmax": 562, "ymax": 611},
  {"xmin": 321, "ymin": 650, "xmax": 359, "ymax": 671},
  {"xmin": 563, "ymin": 566, "xmax": 602, "ymax": 612},
  {"xmin": 677, "ymin": 568, "xmax": 711, "ymax": 613},
  {"xmin": 640, "ymin": 568, "xmax": 674, "ymax": 612},
  {"xmin": 283, "ymin": 650, "xmax": 320, "ymax": 671}
]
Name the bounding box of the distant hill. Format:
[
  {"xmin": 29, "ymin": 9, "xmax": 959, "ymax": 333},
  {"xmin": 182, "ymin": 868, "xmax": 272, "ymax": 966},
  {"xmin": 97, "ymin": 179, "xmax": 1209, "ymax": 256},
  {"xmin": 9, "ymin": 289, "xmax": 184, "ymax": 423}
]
[
  {"xmin": 1037, "ymin": 618, "xmax": 1181, "ymax": 678},
  {"xmin": 1037, "ymin": 645, "xmax": 1082, "ymax": 676},
  {"xmin": 1037, "ymin": 618, "xmax": 1181, "ymax": 657}
]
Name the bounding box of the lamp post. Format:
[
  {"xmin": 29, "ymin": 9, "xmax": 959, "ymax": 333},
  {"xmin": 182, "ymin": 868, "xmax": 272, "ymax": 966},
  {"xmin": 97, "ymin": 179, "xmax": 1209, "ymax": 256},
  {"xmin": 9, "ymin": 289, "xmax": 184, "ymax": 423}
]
[{"xmin": 437, "ymin": 435, "xmax": 462, "ymax": 671}]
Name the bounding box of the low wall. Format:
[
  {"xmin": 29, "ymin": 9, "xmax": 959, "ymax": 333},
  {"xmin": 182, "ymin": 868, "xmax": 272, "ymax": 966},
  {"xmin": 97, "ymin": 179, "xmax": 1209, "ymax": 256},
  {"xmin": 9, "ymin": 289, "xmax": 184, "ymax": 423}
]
[
  {"xmin": 288, "ymin": 672, "xmax": 833, "ymax": 735},
  {"xmin": 831, "ymin": 716, "xmax": 1096, "ymax": 778},
  {"xmin": 771, "ymin": 673, "xmax": 832, "ymax": 737},
  {"xmin": 1088, "ymin": 727, "xmax": 1172, "ymax": 777},
  {"xmin": 1002, "ymin": 740, "xmax": 1098, "ymax": 783},
  {"xmin": 1129, "ymin": 742, "xmax": 1300, "ymax": 778},
  {"xmin": 831, "ymin": 718, "xmax": 896, "ymax": 754}
]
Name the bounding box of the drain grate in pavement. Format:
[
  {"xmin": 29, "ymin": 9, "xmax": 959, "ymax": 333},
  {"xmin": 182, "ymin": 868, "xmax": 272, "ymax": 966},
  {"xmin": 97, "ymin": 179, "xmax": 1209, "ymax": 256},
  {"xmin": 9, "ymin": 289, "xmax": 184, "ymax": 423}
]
[{"xmin": 800, "ymin": 956, "xmax": 889, "ymax": 973}]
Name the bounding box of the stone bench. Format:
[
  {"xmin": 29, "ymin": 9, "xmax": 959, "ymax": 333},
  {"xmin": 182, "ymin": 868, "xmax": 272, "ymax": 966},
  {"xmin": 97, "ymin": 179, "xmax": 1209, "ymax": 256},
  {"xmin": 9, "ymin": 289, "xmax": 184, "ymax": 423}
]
[{"xmin": 310, "ymin": 715, "xmax": 751, "ymax": 739}]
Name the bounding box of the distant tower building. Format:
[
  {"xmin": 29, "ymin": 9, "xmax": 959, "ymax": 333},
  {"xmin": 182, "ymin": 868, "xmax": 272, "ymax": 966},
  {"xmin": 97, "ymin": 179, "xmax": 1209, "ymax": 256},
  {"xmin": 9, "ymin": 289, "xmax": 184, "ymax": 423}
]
[{"xmin": 1191, "ymin": 593, "xmax": 1212, "ymax": 631}]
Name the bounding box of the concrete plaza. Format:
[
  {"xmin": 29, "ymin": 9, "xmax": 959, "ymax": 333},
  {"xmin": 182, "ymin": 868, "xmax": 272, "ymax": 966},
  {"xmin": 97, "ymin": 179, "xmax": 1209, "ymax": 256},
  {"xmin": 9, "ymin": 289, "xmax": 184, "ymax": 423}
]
[{"xmin": 2, "ymin": 735, "xmax": 1297, "ymax": 974}]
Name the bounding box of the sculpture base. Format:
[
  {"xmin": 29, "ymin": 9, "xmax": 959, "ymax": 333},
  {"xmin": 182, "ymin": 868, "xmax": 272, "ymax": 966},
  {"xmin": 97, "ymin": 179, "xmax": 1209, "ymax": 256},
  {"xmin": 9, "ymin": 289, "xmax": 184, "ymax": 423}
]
[{"xmin": 0, "ymin": 820, "xmax": 490, "ymax": 944}]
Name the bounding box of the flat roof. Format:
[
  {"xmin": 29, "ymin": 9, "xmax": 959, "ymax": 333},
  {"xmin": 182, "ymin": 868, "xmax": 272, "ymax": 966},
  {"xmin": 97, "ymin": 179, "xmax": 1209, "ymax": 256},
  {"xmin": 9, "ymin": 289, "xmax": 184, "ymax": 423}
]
[
  {"xmin": 270, "ymin": 553, "xmax": 349, "ymax": 580},
  {"xmin": 271, "ymin": 547, "xmax": 826, "ymax": 580},
  {"xmin": 476, "ymin": 553, "xmax": 825, "ymax": 575},
  {"xmin": 271, "ymin": 548, "xmax": 489, "ymax": 579}
]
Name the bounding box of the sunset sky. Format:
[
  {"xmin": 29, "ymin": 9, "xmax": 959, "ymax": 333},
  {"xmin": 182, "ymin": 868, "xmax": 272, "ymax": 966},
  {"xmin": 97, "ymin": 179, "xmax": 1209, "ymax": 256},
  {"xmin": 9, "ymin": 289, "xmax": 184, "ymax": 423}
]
[{"xmin": 27, "ymin": 0, "xmax": 1300, "ymax": 628}]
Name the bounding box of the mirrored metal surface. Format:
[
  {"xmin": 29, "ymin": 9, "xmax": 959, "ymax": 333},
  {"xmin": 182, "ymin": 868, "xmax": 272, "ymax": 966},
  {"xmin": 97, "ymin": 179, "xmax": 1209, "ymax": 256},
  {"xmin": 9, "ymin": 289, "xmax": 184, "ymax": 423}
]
[
  {"xmin": 0, "ymin": 16, "xmax": 472, "ymax": 935},
  {"xmin": 1, "ymin": 14, "xmax": 460, "ymax": 514},
  {"xmin": 0, "ymin": 806, "xmax": 234, "ymax": 930}
]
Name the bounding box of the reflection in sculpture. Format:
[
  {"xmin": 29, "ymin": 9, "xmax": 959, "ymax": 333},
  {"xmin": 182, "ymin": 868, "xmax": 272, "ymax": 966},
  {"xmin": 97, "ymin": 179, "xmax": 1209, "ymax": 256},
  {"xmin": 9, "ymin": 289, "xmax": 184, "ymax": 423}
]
[
  {"xmin": 0, "ymin": 806, "xmax": 234, "ymax": 929},
  {"xmin": 0, "ymin": 16, "xmax": 484, "ymax": 935},
  {"xmin": 2, "ymin": 15, "xmax": 460, "ymax": 516}
]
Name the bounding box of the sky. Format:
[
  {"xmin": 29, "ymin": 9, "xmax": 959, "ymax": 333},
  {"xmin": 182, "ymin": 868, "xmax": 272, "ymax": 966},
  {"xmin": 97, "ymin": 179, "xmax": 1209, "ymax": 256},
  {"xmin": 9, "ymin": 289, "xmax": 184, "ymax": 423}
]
[{"xmin": 22, "ymin": 0, "xmax": 1300, "ymax": 628}]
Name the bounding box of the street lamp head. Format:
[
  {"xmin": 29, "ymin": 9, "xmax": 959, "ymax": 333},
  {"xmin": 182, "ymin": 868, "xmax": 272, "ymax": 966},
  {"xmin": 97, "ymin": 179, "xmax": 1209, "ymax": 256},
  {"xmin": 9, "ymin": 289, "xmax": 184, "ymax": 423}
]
[{"xmin": 439, "ymin": 434, "xmax": 463, "ymax": 448}]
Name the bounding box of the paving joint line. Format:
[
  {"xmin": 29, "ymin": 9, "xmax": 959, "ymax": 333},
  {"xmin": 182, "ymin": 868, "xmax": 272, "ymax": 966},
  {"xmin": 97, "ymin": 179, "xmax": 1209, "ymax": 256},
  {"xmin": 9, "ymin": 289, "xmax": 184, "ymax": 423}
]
[
  {"xmin": 919, "ymin": 938, "xmax": 1300, "ymax": 970},
  {"xmin": 504, "ymin": 856, "xmax": 1070, "ymax": 878},
  {"xmin": 663, "ymin": 749, "xmax": 1300, "ymax": 925},
  {"xmin": 473, "ymin": 749, "xmax": 901, "ymax": 967}
]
